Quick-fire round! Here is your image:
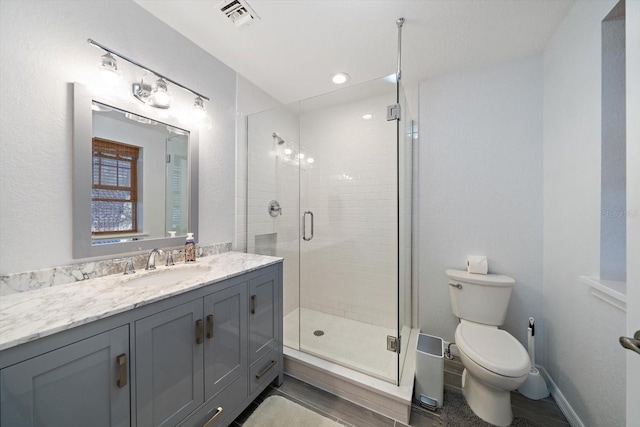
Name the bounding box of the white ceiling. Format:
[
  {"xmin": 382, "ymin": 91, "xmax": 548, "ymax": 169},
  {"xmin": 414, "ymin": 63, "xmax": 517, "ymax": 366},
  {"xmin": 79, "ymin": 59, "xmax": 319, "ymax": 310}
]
[{"xmin": 134, "ymin": 0, "xmax": 575, "ymax": 105}]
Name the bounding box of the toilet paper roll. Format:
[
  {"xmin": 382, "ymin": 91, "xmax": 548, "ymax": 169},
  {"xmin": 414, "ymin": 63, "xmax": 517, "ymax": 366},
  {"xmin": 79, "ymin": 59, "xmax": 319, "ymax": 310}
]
[{"xmin": 467, "ymin": 256, "xmax": 488, "ymax": 275}]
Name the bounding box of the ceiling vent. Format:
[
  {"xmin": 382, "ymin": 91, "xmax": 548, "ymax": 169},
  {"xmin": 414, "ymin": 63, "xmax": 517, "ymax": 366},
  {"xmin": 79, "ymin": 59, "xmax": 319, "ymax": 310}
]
[{"xmin": 216, "ymin": 0, "xmax": 260, "ymax": 28}]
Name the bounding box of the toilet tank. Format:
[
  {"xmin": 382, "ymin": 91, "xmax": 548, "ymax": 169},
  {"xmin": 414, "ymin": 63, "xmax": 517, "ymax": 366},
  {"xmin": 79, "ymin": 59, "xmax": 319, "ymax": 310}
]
[{"xmin": 446, "ymin": 269, "xmax": 515, "ymax": 326}]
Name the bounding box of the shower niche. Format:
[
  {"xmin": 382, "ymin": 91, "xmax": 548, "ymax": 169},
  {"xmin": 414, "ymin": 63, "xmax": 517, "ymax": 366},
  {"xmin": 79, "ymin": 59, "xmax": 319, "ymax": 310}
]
[{"xmin": 247, "ymin": 76, "xmax": 414, "ymax": 385}]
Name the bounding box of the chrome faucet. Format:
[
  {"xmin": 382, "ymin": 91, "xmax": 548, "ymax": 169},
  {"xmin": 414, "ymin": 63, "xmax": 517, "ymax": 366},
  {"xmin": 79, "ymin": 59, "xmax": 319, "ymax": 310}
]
[
  {"xmin": 165, "ymin": 250, "xmax": 175, "ymax": 266},
  {"xmin": 123, "ymin": 258, "xmax": 135, "ymax": 275},
  {"xmin": 146, "ymin": 248, "xmax": 165, "ymax": 270}
]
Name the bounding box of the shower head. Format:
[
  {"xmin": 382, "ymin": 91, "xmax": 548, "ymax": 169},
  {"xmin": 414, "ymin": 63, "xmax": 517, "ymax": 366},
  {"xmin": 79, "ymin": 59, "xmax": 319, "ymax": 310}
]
[{"xmin": 272, "ymin": 132, "xmax": 285, "ymax": 145}]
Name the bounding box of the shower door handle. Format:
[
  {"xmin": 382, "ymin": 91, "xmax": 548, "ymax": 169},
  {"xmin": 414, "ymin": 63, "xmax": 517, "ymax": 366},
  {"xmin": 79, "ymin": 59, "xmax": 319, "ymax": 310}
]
[{"xmin": 303, "ymin": 211, "xmax": 314, "ymax": 241}]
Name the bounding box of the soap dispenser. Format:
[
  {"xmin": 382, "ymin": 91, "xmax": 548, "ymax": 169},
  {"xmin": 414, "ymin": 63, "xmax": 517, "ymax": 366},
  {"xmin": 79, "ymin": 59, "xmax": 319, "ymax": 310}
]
[{"xmin": 185, "ymin": 232, "xmax": 196, "ymax": 263}]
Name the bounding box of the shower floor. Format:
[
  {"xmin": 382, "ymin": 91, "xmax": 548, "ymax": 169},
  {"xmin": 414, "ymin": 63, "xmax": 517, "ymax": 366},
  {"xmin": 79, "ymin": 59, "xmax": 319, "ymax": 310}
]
[{"xmin": 284, "ymin": 308, "xmax": 398, "ymax": 382}]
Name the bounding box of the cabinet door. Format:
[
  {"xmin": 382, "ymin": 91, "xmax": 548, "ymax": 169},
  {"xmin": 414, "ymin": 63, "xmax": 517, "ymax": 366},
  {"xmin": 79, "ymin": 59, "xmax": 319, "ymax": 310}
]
[
  {"xmin": 0, "ymin": 325, "xmax": 130, "ymax": 427},
  {"xmin": 135, "ymin": 299, "xmax": 204, "ymax": 427},
  {"xmin": 203, "ymin": 282, "xmax": 248, "ymax": 399},
  {"xmin": 249, "ymin": 269, "xmax": 279, "ymax": 364}
]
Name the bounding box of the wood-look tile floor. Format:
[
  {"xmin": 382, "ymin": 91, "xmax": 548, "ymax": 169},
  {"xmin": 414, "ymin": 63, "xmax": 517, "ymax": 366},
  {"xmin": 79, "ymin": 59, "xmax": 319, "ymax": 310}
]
[{"xmin": 231, "ymin": 358, "xmax": 570, "ymax": 427}]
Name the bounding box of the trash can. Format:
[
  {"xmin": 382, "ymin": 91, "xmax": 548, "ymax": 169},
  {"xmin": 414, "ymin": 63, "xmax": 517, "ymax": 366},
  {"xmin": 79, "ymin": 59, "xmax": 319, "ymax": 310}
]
[{"xmin": 414, "ymin": 333, "xmax": 444, "ymax": 410}]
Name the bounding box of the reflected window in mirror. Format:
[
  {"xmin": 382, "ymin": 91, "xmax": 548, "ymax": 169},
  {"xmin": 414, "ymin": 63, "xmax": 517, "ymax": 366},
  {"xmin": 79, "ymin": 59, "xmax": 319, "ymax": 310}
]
[{"xmin": 91, "ymin": 138, "xmax": 140, "ymax": 239}]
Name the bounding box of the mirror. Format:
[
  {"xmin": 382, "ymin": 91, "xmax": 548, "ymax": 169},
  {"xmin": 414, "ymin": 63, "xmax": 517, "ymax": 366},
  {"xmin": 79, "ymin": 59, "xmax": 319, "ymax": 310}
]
[{"xmin": 73, "ymin": 83, "xmax": 199, "ymax": 258}]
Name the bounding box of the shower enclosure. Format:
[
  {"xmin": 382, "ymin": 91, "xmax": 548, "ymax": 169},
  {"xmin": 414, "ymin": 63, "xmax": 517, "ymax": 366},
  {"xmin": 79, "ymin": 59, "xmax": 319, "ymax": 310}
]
[{"xmin": 246, "ymin": 76, "xmax": 413, "ymax": 385}]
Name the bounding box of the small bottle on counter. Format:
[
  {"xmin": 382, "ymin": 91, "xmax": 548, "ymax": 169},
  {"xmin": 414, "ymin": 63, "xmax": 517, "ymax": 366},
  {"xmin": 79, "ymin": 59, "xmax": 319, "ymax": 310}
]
[{"xmin": 185, "ymin": 232, "xmax": 196, "ymax": 263}]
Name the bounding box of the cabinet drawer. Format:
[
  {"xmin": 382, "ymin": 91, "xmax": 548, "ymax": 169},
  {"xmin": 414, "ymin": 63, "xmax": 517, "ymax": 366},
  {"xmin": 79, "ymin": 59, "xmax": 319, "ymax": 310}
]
[
  {"xmin": 188, "ymin": 373, "xmax": 248, "ymax": 427},
  {"xmin": 249, "ymin": 348, "xmax": 280, "ymax": 394}
]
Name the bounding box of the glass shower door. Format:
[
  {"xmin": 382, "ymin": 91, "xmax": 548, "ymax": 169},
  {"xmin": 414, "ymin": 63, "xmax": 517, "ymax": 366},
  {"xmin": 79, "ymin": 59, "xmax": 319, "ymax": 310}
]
[
  {"xmin": 246, "ymin": 103, "xmax": 301, "ymax": 351},
  {"xmin": 247, "ymin": 76, "xmax": 411, "ymax": 385},
  {"xmin": 298, "ymin": 78, "xmax": 400, "ymax": 383}
]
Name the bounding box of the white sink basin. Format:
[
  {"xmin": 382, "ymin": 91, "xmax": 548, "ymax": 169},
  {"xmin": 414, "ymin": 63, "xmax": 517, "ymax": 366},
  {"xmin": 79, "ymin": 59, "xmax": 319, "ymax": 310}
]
[{"xmin": 122, "ymin": 264, "xmax": 211, "ymax": 287}]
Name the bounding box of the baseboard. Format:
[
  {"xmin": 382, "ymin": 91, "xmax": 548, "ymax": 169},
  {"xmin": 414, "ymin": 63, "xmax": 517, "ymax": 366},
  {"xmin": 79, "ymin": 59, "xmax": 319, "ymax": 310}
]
[{"xmin": 538, "ymin": 366, "xmax": 585, "ymax": 427}]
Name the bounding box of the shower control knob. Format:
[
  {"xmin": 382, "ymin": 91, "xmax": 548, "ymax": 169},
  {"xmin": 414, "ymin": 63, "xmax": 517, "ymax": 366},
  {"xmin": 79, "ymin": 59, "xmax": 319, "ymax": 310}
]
[{"xmin": 268, "ymin": 200, "xmax": 282, "ymax": 217}]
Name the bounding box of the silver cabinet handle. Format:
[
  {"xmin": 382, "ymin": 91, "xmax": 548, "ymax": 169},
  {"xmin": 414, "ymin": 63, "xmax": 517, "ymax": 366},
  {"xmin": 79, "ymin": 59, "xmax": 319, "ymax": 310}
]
[
  {"xmin": 620, "ymin": 330, "xmax": 640, "ymax": 355},
  {"xmin": 206, "ymin": 315, "xmax": 214, "ymax": 339},
  {"xmin": 303, "ymin": 211, "xmax": 314, "ymax": 241},
  {"xmin": 255, "ymin": 359, "xmax": 277, "ymax": 379},
  {"xmin": 116, "ymin": 354, "xmax": 127, "ymax": 388},
  {"xmin": 196, "ymin": 319, "xmax": 204, "ymax": 345},
  {"xmin": 203, "ymin": 407, "xmax": 224, "ymax": 427}
]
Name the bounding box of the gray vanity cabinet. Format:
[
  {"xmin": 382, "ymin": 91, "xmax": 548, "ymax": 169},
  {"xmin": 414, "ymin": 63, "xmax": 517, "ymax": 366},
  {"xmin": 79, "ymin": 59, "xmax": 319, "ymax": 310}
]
[
  {"xmin": 136, "ymin": 282, "xmax": 251, "ymax": 427},
  {"xmin": 203, "ymin": 282, "xmax": 247, "ymax": 399},
  {"xmin": 0, "ymin": 325, "xmax": 130, "ymax": 427},
  {"xmin": 249, "ymin": 269, "xmax": 279, "ymax": 365},
  {"xmin": 135, "ymin": 299, "xmax": 204, "ymax": 427},
  {"xmin": 248, "ymin": 269, "xmax": 282, "ymax": 395},
  {"xmin": 0, "ymin": 259, "xmax": 283, "ymax": 427}
]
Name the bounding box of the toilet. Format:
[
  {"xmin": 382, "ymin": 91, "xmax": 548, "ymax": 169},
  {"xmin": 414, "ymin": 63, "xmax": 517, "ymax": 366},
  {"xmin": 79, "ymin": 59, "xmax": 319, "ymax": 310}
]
[{"xmin": 446, "ymin": 269, "xmax": 530, "ymax": 427}]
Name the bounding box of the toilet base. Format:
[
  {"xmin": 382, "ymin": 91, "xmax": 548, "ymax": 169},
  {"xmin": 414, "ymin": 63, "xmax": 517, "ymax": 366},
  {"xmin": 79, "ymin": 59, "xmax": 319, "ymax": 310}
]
[{"xmin": 462, "ymin": 369, "xmax": 513, "ymax": 427}]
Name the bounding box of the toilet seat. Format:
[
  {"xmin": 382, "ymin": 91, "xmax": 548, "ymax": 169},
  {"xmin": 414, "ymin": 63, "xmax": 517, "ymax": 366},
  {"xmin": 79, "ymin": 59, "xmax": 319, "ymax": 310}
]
[{"xmin": 455, "ymin": 321, "xmax": 530, "ymax": 378}]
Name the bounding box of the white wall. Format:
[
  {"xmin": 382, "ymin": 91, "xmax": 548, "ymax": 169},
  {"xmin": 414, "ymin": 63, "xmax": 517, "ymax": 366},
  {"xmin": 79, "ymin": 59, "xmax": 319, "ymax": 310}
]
[
  {"xmin": 418, "ymin": 55, "xmax": 544, "ymax": 356},
  {"xmin": 0, "ymin": 0, "xmax": 236, "ymax": 275},
  {"xmin": 543, "ymin": 1, "xmax": 625, "ymax": 425}
]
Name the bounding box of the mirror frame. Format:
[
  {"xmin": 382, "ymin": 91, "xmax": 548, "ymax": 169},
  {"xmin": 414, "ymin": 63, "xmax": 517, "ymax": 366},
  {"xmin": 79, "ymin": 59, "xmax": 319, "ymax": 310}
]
[{"xmin": 73, "ymin": 82, "xmax": 199, "ymax": 259}]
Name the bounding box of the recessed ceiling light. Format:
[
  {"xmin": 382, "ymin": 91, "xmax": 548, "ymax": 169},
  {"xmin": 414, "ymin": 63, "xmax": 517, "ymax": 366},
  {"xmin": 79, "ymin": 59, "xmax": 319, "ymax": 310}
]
[
  {"xmin": 362, "ymin": 114, "xmax": 373, "ymax": 120},
  {"xmin": 331, "ymin": 72, "xmax": 350, "ymax": 84}
]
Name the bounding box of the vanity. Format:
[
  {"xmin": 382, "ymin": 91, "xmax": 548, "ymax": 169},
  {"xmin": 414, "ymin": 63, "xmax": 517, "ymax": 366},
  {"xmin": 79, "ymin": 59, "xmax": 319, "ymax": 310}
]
[{"xmin": 0, "ymin": 252, "xmax": 283, "ymax": 427}]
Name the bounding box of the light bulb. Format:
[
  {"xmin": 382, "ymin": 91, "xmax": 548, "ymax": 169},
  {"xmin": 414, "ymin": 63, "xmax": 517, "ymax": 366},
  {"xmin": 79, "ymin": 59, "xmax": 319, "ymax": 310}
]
[
  {"xmin": 192, "ymin": 96, "xmax": 206, "ymax": 120},
  {"xmin": 149, "ymin": 78, "xmax": 171, "ymax": 108},
  {"xmin": 97, "ymin": 53, "xmax": 122, "ymax": 86}
]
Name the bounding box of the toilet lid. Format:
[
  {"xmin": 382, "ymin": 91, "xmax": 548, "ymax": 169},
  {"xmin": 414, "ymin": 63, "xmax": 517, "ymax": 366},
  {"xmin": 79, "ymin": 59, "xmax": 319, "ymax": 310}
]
[{"xmin": 455, "ymin": 322, "xmax": 530, "ymax": 378}]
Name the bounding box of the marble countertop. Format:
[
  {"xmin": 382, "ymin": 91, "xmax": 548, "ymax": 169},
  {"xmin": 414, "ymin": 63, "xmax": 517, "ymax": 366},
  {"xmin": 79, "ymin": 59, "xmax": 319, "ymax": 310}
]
[{"xmin": 0, "ymin": 252, "xmax": 282, "ymax": 351}]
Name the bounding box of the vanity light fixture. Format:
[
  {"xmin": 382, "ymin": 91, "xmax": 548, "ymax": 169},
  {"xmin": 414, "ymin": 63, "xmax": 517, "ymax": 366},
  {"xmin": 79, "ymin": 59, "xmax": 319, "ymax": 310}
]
[
  {"xmin": 191, "ymin": 96, "xmax": 206, "ymax": 120},
  {"xmin": 148, "ymin": 78, "xmax": 172, "ymax": 108},
  {"xmin": 331, "ymin": 72, "xmax": 350, "ymax": 84},
  {"xmin": 88, "ymin": 38, "xmax": 209, "ymax": 113},
  {"xmin": 99, "ymin": 52, "xmax": 122, "ymax": 84}
]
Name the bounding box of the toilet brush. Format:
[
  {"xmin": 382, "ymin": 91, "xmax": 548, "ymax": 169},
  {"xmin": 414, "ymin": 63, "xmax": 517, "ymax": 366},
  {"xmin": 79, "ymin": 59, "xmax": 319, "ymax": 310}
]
[{"xmin": 518, "ymin": 317, "xmax": 550, "ymax": 400}]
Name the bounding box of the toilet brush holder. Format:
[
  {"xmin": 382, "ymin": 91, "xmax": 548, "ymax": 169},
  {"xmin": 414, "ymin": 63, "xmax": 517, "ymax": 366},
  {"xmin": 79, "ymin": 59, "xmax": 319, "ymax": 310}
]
[
  {"xmin": 518, "ymin": 367, "xmax": 549, "ymax": 400},
  {"xmin": 519, "ymin": 317, "xmax": 549, "ymax": 400}
]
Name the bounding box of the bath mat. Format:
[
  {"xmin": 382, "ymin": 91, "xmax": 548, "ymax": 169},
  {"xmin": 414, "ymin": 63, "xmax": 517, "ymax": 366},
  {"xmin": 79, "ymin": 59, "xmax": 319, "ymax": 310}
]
[
  {"xmin": 243, "ymin": 395, "xmax": 341, "ymax": 427},
  {"xmin": 442, "ymin": 389, "xmax": 541, "ymax": 427}
]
